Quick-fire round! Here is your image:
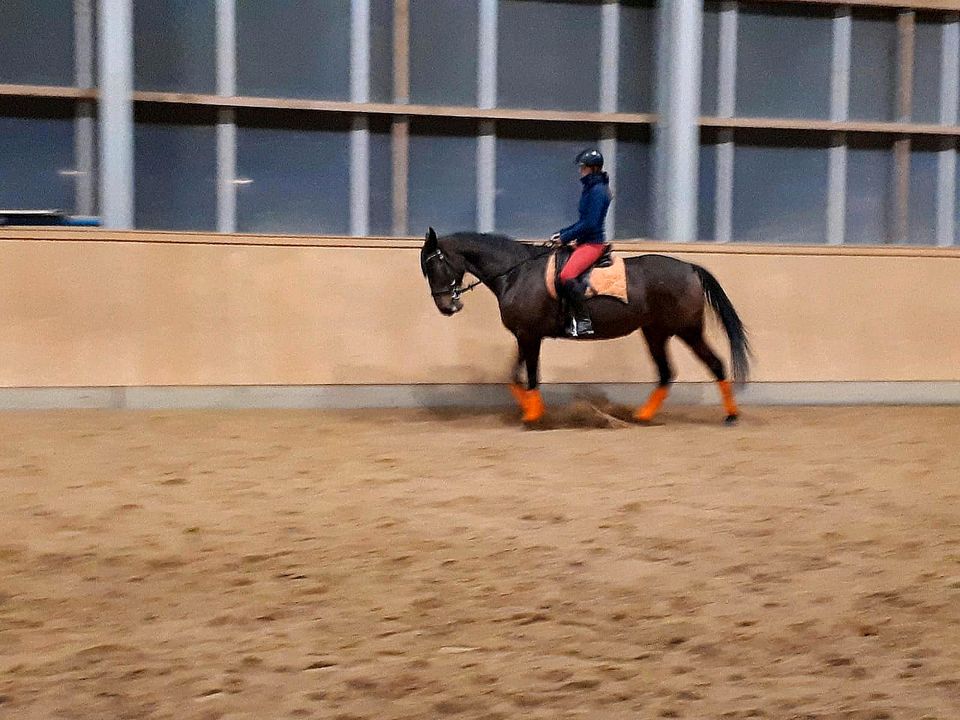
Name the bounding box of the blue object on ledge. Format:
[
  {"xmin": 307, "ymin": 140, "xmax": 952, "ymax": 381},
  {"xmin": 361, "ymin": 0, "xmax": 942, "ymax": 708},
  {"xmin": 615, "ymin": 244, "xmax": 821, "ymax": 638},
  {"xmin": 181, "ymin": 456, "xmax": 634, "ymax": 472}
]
[{"xmin": 0, "ymin": 210, "xmax": 101, "ymax": 227}]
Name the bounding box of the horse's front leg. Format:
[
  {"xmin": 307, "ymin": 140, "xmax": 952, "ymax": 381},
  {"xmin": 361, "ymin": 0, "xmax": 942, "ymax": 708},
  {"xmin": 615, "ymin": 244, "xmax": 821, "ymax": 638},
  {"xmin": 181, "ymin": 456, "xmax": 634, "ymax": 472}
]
[
  {"xmin": 515, "ymin": 335, "xmax": 544, "ymax": 424},
  {"xmin": 509, "ymin": 341, "xmax": 527, "ymax": 407}
]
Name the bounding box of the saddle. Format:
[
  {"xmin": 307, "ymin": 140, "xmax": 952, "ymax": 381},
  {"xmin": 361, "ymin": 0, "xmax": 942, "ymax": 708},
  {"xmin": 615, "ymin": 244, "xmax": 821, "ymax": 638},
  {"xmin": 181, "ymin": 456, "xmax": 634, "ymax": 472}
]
[{"xmin": 545, "ymin": 244, "xmax": 628, "ymax": 304}]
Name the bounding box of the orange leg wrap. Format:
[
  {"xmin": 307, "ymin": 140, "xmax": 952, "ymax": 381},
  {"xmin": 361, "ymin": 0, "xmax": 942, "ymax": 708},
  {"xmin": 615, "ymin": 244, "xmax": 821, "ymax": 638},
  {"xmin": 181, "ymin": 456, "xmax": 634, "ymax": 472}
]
[
  {"xmin": 718, "ymin": 380, "xmax": 738, "ymax": 418},
  {"xmin": 520, "ymin": 389, "xmax": 545, "ymax": 423},
  {"xmin": 635, "ymin": 386, "xmax": 669, "ymax": 422},
  {"xmin": 509, "ymin": 383, "xmax": 526, "ymax": 406}
]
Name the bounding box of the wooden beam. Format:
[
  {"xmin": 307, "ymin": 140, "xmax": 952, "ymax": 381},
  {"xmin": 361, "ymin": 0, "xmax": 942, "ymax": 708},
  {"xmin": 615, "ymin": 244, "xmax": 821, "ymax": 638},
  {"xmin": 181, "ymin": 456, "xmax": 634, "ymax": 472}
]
[
  {"xmin": 391, "ymin": 0, "xmax": 410, "ymax": 237},
  {"xmin": 894, "ymin": 10, "xmax": 916, "ymax": 245},
  {"xmin": 761, "ymin": 0, "xmax": 960, "ymax": 11},
  {"xmin": 0, "ymin": 83, "xmax": 96, "ymax": 99},
  {"xmin": 701, "ymin": 115, "xmax": 960, "ymax": 136}
]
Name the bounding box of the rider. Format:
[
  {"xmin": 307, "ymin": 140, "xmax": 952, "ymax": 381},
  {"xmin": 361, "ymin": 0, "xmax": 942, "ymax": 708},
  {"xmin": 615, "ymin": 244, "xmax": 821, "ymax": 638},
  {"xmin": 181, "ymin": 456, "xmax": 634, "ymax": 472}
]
[{"xmin": 551, "ymin": 148, "xmax": 612, "ymax": 338}]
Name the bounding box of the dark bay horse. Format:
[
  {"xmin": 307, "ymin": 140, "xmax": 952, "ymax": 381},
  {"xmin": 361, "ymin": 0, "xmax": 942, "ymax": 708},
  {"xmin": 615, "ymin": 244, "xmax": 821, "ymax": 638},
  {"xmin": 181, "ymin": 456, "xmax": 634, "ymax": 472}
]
[{"xmin": 420, "ymin": 228, "xmax": 750, "ymax": 425}]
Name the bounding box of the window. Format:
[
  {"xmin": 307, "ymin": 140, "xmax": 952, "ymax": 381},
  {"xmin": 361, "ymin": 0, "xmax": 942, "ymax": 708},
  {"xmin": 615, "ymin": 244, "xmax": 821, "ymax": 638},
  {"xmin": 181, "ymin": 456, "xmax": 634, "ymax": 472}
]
[
  {"xmin": 498, "ymin": 0, "xmax": 601, "ymax": 111},
  {"xmin": 368, "ymin": 117, "xmax": 394, "ymax": 236},
  {"xmin": 615, "ymin": 126, "xmax": 653, "ymax": 239},
  {"xmin": 619, "ymin": 0, "xmax": 657, "ymax": 113},
  {"xmin": 909, "ymin": 141, "xmax": 939, "ymax": 245},
  {"xmin": 736, "ymin": 3, "xmax": 832, "ymax": 119},
  {"xmin": 0, "ymin": 0, "xmax": 74, "ymax": 86},
  {"xmin": 733, "ymin": 130, "xmax": 830, "ymax": 244},
  {"xmin": 700, "ymin": 2, "xmax": 721, "ymax": 117},
  {"xmin": 913, "ymin": 16, "xmax": 944, "ymax": 124},
  {"xmin": 408, "ymin": 119, "xmax": 477, "ymax": 236},
  {"xmin": 846, "ymin": 136, "xmax": 895, "ymax": 245},
  {"xmin": 409, "ymin": 0, "xmax": 478, "ymax": 106},
  {"xmin": 0, "ymin": 99, "xmax": 76, "ymax": 211},
  {"xmin": 370, "ymin": 0, "xmax": 394, "ymax": 103},
  {"xmin": 134, "ymin": 0, "xmax": 216, "ymax": 93},
  {"xmin": 236, "ymin": 1, "xmax": 351, "ymax": 100},
  {"xmin": 496, "ymin": 122, "xmax": 600, "ymax": 238},
  {"xmin": 236, "ymin": 110, "xmax": 351, "ymax": 235},
  {"xmin": 134, "ymin": 106, "xmax": 217, "ymax": 231},
  {"xmin": 850, "ymin": 11, "xmax": 898, "ymax": 122}
]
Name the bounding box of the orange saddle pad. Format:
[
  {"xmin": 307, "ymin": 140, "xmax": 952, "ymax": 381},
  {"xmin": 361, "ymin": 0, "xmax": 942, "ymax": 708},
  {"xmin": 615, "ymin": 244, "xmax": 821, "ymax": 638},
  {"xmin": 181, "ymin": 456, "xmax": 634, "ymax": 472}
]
[{"xmin": 545, "ymin": 253, "xmax": 629, "ymax": 304}]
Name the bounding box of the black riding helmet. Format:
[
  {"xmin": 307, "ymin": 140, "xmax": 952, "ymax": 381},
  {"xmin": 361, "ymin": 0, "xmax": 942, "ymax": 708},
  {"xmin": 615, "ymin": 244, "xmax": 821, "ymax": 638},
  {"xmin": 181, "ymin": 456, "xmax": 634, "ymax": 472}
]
[{"xmin": 575, "ymin": 148, "xmax": 604, "ymax": 169}]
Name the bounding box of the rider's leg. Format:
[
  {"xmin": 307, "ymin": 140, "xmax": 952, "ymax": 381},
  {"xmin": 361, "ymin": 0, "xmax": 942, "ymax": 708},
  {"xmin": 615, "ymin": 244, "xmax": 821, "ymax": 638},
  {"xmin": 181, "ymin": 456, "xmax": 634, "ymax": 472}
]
[{"xmin": 558, "ymin": 244, "xmax": 605, "ymax": 338}]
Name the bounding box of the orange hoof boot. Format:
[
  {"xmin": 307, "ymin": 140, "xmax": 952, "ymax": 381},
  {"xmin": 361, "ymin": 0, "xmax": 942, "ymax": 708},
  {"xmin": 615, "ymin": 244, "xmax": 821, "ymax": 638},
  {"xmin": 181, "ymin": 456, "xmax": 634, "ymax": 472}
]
[
  {"xmin": 520, "ymin": 389, "xmax": 545, "ymax": 424},
  {"xmin": 634, "ymin": 386, "xmax": 669, "ymax": 423},
  {"xmin": 509, "ymin": 383, "xmax": 526, "ymax": 405}
]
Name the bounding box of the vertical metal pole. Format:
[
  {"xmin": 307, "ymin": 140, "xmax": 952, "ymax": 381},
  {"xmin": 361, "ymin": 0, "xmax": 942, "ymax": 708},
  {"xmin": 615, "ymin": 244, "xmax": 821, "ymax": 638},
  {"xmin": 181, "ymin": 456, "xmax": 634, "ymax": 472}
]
[
  {"xmin": 827, "ymin": 7, "xmax": 851, "ymax": 245},
  {"xmin": 937, "ymin": 15, "xmax": 958, "ymax": 246},
  {"xmin": 714, "ymin": 1, "xmax": 737, "ymax": 243},
  {"xmin": 476, "ymin": 0, "xmax": 498, "ymax": 233},
  {"xmin": 97, "ymin": 0, "xmax": 134, "ymax": 228},
  {"xmin": 658, "ymin": 0, "xmax": 703, "ymax": 242},
  {"xmin": 350, "ymin": 0, "xmax": 371, "ymax": 237},
  {"xmin": 216, "ymin": 0, "xmax": 237, "ymax": 233},
  {"xmin": 74, "ymin": 0, "xmax": 95, "ymax": 216},
  {"xmin": 392, "ymin": 0, "xmax": 410, "ymax": 236},
  {"xmin": 599, "ymin": 0, "xmax": 619, "ymax": 239}
]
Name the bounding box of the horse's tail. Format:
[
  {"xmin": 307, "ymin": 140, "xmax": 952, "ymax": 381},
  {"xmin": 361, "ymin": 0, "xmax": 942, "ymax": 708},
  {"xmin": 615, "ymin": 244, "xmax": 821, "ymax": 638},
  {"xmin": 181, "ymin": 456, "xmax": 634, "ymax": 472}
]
[{"xmin": 693, "ymin": 265, "xmax": 751, "ymax": 384}]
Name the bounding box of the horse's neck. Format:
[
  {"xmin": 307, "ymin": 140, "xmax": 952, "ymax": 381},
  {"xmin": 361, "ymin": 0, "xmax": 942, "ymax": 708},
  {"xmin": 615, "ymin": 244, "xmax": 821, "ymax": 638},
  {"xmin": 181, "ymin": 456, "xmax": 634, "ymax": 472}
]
[{"xmin": 451, "ymin": 235, "xmax": 527, "ymax": 281}]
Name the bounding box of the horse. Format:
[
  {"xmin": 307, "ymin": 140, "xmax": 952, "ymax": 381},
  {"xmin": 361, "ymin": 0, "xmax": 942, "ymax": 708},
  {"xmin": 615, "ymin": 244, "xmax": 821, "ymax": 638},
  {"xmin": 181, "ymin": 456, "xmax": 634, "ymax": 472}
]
[{"xmin": 419, "ymin": 228, "xmax": 750, "ymax": 425}]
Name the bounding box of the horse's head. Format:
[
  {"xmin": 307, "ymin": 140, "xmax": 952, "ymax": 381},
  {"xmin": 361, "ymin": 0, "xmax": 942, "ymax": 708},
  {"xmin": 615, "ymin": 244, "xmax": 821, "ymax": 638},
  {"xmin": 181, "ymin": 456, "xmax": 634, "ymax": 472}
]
[{"xmin": 420, "ymin": 228, "xmax": 464, "ymax": 316}]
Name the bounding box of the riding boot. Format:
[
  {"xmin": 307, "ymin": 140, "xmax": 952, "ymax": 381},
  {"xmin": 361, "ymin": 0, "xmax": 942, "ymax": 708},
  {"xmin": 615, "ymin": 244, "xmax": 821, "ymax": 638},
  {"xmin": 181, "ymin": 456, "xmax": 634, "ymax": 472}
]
[{"xmin": 561, "ymin": 278, "xmax": 594, "ymax": 338}]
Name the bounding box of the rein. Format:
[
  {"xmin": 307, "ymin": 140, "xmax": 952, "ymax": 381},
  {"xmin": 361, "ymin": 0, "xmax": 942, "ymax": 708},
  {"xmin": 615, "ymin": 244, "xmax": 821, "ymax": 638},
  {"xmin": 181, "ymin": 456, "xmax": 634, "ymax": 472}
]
[{"xmin": 425, "ymin": 245, "xmax": 556, "ymax": 299}]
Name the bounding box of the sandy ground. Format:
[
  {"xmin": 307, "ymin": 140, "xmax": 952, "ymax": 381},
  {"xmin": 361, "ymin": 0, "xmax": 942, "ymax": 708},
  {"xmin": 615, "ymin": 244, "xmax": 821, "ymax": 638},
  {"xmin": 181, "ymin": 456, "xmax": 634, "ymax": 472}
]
[{"xmin": 1, "ymin": 404, "xmax": 959, "ymax": 720}]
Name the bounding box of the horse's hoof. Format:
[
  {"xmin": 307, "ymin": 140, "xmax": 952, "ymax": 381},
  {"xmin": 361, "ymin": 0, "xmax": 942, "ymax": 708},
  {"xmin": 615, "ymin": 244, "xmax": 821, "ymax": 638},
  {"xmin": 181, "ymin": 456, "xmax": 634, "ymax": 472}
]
[{"xmin": 724, "ymin": 414, "xmax": 739, "ymax": 426}]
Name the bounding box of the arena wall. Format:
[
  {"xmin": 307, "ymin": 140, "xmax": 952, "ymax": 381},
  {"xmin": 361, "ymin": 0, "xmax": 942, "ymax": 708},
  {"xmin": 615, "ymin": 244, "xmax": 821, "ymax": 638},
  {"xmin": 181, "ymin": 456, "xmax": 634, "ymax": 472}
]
[{"xmin": 0, "ymin": 228, "xmax": 958, "ymax": 407}]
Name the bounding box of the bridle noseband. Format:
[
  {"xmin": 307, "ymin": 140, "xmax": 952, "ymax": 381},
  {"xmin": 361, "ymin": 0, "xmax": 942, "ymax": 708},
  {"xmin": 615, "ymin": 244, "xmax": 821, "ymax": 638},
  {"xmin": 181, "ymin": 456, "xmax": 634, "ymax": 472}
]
[{"xmin": 423, "ymin": 249, "xmax": 481, "ymax": 299}]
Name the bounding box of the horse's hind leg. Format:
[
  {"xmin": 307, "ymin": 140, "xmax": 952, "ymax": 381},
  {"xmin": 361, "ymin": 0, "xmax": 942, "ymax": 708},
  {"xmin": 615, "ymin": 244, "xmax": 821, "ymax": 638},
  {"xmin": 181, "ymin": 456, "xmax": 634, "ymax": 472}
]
[
  {"xmin": 678, "ymin": 327, "xmax": 739, "ymax": 423},
  {"xmin": 635, "ymin": 329, "xmax": 673, "ymax": 423}
]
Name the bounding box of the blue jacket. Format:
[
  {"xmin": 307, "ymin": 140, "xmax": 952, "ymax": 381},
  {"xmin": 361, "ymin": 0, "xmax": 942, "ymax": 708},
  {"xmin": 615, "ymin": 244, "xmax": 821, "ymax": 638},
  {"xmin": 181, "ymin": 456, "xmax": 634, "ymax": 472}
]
[{"xmin": 557, "ymin": 171, "xmax": 611, "ymax": 245}]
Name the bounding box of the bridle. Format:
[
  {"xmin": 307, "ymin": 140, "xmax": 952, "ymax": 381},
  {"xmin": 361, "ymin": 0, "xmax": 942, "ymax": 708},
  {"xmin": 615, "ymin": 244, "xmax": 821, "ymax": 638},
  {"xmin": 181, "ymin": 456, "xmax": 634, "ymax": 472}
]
[
  {"xmin": 423, "ymin": 245, "xmax": 556, "ymax": 300},
  {"xmin": 423, "ymin": 249, "xmax": 483, "ymax": 300}
]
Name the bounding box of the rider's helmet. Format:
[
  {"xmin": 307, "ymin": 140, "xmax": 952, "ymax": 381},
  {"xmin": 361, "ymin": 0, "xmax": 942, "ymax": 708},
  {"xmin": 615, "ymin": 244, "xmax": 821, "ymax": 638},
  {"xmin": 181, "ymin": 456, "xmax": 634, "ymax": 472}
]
[{"xmin": 575, "ymin": 148, "xmax": 604, "ymax": 169}]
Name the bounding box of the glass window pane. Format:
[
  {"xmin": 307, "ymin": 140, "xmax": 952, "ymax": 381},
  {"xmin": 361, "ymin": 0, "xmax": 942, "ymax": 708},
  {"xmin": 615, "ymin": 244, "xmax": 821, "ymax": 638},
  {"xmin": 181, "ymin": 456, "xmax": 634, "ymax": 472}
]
[
  {"xmin": 619, "ymin": 0, "xmax": 657, "ymax": 113},
  {"xmin": 410, "ymin": 0, "xmax": 478, "ymax": 106},
  {"xmin": 369, "ymin": 117, "xmax": 393, "ymax": 236},
  {"xmin": 0, "ymin": 99, "xmax": 76, "ymax": 211},
  {"xmin": 498, "ymin": 0, "xmax": 601, "ymax": 111},
  {"xmin": 408, "ymin": 119, "xmax": 477, "ymax": 237},
  {"xmin": 846, "ymin": 137, "xmax": 894, "ymax": 245},
  {"xmin": 912, "ymin": 17, "xmax": 943, "ymax": 124},
  {"xmin": 134, "ymin": 107, "xmax": 217, "ymax": 231},
  {"xmin": 736, "ymin": 4, "xmax": 832, "ymax": 119},
  {"xmin": 237, "ymin": 1, "xmax": 351, "ymax": 99},
  {"xmin": 496, "ymin": 122, "xmax": 600, "ymax": 239},
  {"xmin": 732, "ymin": 130, "xmax": 829, "ymax": 244},
  {"xmin": 700, "ymin": 2, "xmax": 721, "ymax": 116},
  {"xmin": 370, "ymin": 0, "xmax": 394, "ymax": 103},
  {"xmin": 134, "ymin": 0, "xmax": 216, "ymax": 93},
  {"xmin": 850, "ymin": 11, "xmax": 897, "ymax": 122},
  {"xmin": 908, "ymin": 144, "xmax": 938, "ymax": 245},
  {"xmin": 236, "ymin": 110, "xmax": 351, "ymax": 234},
  {"xmin": 0, "ymin": 0, "xmax": 74, "ymax": 86},
  {"xmin": 614, "ymin": 126, "xmax": 653, "ymax": 239},
  {"xmin": 698, "ymin": 137, "xmax": 718, "ymax": 241}
]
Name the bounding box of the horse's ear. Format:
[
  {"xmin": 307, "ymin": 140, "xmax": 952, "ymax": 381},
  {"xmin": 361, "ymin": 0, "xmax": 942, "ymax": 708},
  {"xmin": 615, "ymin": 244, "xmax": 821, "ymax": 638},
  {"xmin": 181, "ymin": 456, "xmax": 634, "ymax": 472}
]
[{"xmin": 425, "ymin": 227, "xmax": 438, "ymax": 250}]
